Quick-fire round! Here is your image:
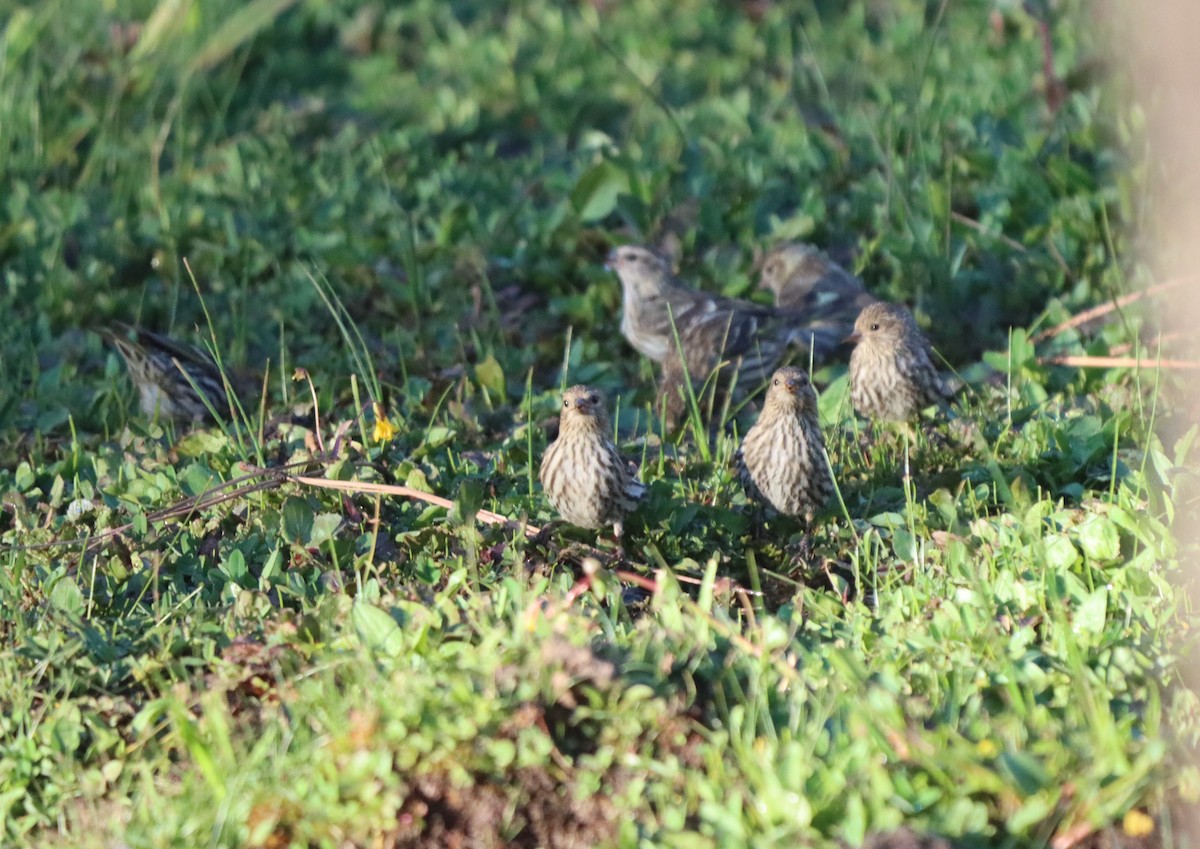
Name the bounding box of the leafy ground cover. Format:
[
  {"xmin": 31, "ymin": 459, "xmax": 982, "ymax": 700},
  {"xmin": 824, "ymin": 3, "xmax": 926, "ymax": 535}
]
[{"xmin": 0, "ymin": 0, "xmax": 1197, "ymax": 846}]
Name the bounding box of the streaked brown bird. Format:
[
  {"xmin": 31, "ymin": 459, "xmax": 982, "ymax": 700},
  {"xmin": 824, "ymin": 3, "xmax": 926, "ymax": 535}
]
[
  {"xmin": 735, "ymin": 366, "xmax": 834, "ymax": 523},
  {"xmin": 757, "ymin": 242, "xmax": 877, "ymax": 318},
  {"xmin": 102, "ymin": 324, "xmax": 234, "ymax": 423},
  {"xmin": 540, "ymin": 385, "xmax": 645, "ymax": 542},
  {"xmin": 608, "ymin": 245, "xmax": 781, "ymax": 365},
  {"xmin": 609, "ymin": 244, "xmax": 847, "ymax": 426},
  {"xmin": 846, "ymin": 302, "xmax": 951, "ymax": 422}
]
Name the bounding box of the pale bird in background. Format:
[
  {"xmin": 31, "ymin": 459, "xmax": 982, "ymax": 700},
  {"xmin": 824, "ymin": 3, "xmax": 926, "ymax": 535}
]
[
  {"xmin": 846, "ymin": 302, "xmax": 952, "ymax": 422},
  {"xmin": 757, "ymin": 242, "xmax": 877, "ymax": 318},
  {"xmin": 609, "ymin": 244, "xmax": 852, "ymax": 426},
  {"xmin": 608, "ymin": 245, "xmax": 782, "ymax": 366},
  {"xmin": 102, "ymin": 324, "xmax": 234, "ymax": 423},
  {"xmin": 735, "ymin": 366, "xmax": 834, "ymax": 524},
  {"xmin": 539, "ymin": 385, "xmax": 645, "ymax": 543}
]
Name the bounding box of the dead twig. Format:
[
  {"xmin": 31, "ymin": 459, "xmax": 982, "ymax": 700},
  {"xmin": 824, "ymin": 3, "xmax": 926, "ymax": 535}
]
[
  {"xmin": 1038, "ymin": 354, "xmax": 1200, "ymax": 370},
  {"xmin": 949, "ymin": 211, "xmax": 1028, "ymax": 253},
  {"xmin": 12, "ymin": 453, "xmax": 770, "ymax": 606},
  {"xmin": 284, "ymin": 473, "xmax": 543, "ymax": 538},
  {"xmin": 1, "ymin": 460, "xmax": 307, "ymax": 555},
  {"xmin": 1031, "ymin": 279, "xmax": 1185, "ymax": 344},
  {"xmin": 1109, "ymin": 330, "xmax": 1184, "ymax": 356}
]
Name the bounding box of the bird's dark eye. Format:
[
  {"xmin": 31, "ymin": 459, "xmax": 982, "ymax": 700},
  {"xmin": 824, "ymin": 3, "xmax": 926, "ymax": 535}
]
[
  {"xmin": 563, "ymin": 400, "xmax": 569, "ymax": 407},
  {"xmin": 589, "ymin": 394, "xmax": 599, "ymax": 404},
  {"xmin": 870, "ymin": 323, "xmax": 880, "ymax": 331},
  {"xmin": 773, "ymin": 378, "xmax": 780, "ymax": 386}
]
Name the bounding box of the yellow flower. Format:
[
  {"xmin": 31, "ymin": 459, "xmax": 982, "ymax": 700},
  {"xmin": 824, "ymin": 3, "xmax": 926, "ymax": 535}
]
[
  {"xmin": 975, "ymin": 739, "xmax": 999, "ymax": 758},
  {"xmin": 372, "ymin": 402, "xmax": 398, "ymax": 443},
  {"xmin": 1122, "ymin": 809, "xmax": 1154, "ymax": 837}
]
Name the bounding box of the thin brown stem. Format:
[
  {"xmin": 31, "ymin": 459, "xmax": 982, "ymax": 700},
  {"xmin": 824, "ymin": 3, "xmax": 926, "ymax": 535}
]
[
  {"xmin": 1038, "ymin": 354, "xmax": 1200, "ymax": 369},
  {"xmin": 1031, "ymin": 279, "xmax": 1184, "ymax": 343}
]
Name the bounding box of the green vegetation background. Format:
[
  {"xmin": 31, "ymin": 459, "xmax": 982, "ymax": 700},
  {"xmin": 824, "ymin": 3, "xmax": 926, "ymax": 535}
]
[{"xmin": 0, "ymin": 0, "xmax": 1196, "ymax": 846}]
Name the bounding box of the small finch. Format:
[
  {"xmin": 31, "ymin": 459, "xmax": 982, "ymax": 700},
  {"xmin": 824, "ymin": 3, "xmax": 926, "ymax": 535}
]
[
  {"xmin": 609, "ymin": 244, "xmax": 834, "ymax": 426},
  {"xmin": 757, "ymin": 242, "xmax": 877, "ymax": 317},
  {"xmin": 540, "ymin": 385, "xmax": 645, "ymax": 542},
  {"xmin": 608, "ymin": 245, "xmax": 781, "ymax": 365},
  {"xmin": 102, "ymin": 324, "xmax": 234, "ymax": 423},
  {"xmin": 736, "ymin": 366, "xmax": 834, "ymax": 523},
  {"xmin": 846, "ymin": 302, "xmax": 951, "ymax": 422}
]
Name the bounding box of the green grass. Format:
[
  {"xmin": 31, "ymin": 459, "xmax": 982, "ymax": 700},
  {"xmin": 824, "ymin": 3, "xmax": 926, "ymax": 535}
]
[{"xmin": 0, "ymin": 0, "xmax": 1196, "ymax": 846}]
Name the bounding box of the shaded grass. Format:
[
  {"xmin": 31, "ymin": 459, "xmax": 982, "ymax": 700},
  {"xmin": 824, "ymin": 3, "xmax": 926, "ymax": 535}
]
[{"xmin": 0, "ymin": 0, "xmax": 1196, "ymax": 847}]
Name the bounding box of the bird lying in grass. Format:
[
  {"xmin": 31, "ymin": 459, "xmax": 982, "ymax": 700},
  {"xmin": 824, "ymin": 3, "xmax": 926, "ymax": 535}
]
[{"xmin": 102, "ymin": 324, "xmax": 236, "ymax": 424}]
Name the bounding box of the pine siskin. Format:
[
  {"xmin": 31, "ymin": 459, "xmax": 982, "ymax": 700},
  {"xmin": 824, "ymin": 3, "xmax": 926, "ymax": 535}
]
[
  {"xmin": 757, "ymin": 242, "xmax": 877, "ymax": 317},
  {"xmin": 539, "ymin": 385, "xmax": 645, "ymax": 542},
  {"xmin": 608, "ymin": 245, "xmax": 807, "ymax": 425},
  {"xmin": 607, "ymin": 245, "xmax": 779, "ymax": 363},
  {"xmin": 846, "ymin": 302, "xmax": 951, "ymax": 422},
  {"xmin": 102, "ymin": 324, "xmax": 234, "ymax": 423},
  {"xmin": 735, "ymin": 366, "xmax": 834, "ymax": 523}
]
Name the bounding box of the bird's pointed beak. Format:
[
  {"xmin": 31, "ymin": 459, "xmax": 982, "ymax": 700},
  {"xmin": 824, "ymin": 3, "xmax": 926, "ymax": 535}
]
[
  {"xmin": 785, "ymin": 377, "xmax": 802, "ymax": 393},
  {"xmin": 568, "ymin": 396, "xmax": 593, "ymax": 416},
  {"xmin": 604, "ymin": 249, "xmax": 618, "ymax": 271},
  {"xmin": 843, "ymin": 330, "xmax": 862, "ymax": 345}
]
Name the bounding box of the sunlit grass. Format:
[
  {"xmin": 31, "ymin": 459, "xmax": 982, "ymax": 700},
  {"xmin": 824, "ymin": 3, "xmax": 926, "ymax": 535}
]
[{"xmin": 0, "ymin": 0, "xmax": 1193, "ymax": 847}]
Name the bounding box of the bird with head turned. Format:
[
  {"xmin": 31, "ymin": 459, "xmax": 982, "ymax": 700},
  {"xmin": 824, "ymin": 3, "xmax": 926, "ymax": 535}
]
[
  {"xmin": 846, "ymin": 302, "xmax": 951, "ymax": 422},
  {"xmin": 607, "ymin": 244, "xmax": 779, "ymax": 363},
  {"xmin": 540, "ymin": 385, "xmax": 645, "ymax": 544},
  {"xmin": 735, "ymin": 366, "xmax": 834, "ymax": 524},
  {"xmin": 608, "ymin": 244, "xmax": 837, "ymax": 428}
]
